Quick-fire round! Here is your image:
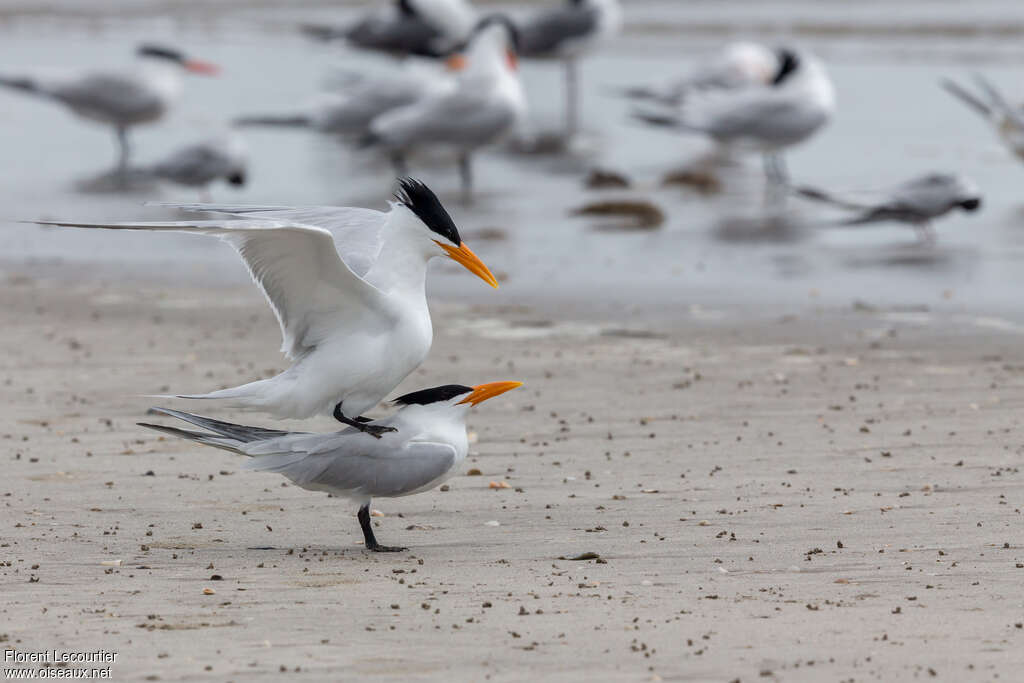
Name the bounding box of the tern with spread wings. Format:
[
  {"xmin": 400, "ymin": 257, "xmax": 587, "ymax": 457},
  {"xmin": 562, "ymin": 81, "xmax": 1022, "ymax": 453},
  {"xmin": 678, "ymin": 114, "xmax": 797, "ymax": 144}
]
[
  {"xmin": 0, "ymin": 44, "xmax": 219, "ymax": 175},
  {"xmin": 36, "ymin": 178, "xmax": 499, "ymax": 435},
  {"xmin": 140, "ymin": 381, "xmax": 521, "ymax": 551}
]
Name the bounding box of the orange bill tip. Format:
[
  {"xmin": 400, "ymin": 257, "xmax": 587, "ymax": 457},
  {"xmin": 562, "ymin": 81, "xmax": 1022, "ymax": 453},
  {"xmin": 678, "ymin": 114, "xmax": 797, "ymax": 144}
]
[
  {"xmin": 435, "ymin": 240, "xmax": 499, "ymax": 288},
  {"xmin": 457, "ymin": 381, "xmax": 523, "ymax": 406}
]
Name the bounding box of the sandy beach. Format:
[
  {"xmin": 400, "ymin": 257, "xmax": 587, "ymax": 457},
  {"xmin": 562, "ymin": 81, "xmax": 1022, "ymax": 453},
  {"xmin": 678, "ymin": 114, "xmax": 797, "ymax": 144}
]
[{"xmin": 3, "ymin": 275, "xmax": 1024, "ymax": 682}]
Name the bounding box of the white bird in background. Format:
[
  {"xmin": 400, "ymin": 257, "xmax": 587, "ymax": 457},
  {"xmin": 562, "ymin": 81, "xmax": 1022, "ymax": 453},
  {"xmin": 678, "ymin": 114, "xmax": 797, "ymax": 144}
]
[
  {"xmin": 942, "ymin": 74, "xmax": 1024, "ymax": 163},
  {"xmin": 517, "ymin": 0, "xmax": 622, "ymax": 138},
  {"xmin": 364, "ymin": 15, "xmax": 526, "ymax": 202},
  {"xmin": 794, "ymin": 173, "xmax": 982, "ymax": 242},
  {"xmin": 620, "ymin": 42, "xmax": 779, "ymax": 106},
  {"xmin": 36, "ymin": 178, "xmax": 500, "ymax": 435},
  {"xmin": 634, "ymin": 49, "xmax": 835, "ymax": 195},
  {"xmin": 139, "ymin": 381, "xmax": 521, "ymax": 552},
  {"xmin": 141, "ymin": 136, "xmax": 248, "ymax": 198},
  {"xmin": 0, "ymin": 44, "xmax": 219, "ymax": 176},
  {"xmin": 234, "ymin": 60, "xmax": 458, "ymax": 138},
  {"xmin": 302, "ymin": 0, "xmax": 476, "ymax": 59}
]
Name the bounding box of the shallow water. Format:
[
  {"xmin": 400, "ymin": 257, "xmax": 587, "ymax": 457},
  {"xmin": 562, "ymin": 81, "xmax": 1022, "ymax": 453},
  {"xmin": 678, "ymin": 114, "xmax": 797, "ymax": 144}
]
[{"xmin": 4, "ymin": 1, "xmax": 1024, "ymax": 323}]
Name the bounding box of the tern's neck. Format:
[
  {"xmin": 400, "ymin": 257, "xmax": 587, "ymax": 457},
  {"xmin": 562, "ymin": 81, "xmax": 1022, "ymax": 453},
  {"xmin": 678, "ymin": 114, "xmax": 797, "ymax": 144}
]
[
  {"xmin": 364, "ymin": 224, "xmax": 431, "ymax": 300},
  {"xmin": 138, "ymin": 59, "xmax": 183, "ymax": 98}
]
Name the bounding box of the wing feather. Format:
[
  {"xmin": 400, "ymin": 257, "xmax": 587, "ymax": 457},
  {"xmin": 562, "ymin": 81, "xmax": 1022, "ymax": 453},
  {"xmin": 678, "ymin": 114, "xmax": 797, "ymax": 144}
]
[{"xmin": 34, "ymin": 219, "xmax": 387, "ymax": 359}]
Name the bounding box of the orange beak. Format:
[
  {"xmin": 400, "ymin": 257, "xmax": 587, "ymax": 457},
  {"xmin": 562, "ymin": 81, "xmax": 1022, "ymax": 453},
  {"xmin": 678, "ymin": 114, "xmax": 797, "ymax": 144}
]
[
  {"xmin": 446, "ymin": 54, "xmax": 468, "ymax": 71},
  {"xmin": 506, "ymin": 50, "xmax": 518, "ymax": 71},
  {"xmin": 434, "ymin": 240, "xmax": 498, "ymax": 288},
  {"xmin": 457, "ymin": 381, "xmax": 523, "ymax": 406},
  {"xmin": 184, "ymin": 59, "xmax": 220, "ymax": 76}
]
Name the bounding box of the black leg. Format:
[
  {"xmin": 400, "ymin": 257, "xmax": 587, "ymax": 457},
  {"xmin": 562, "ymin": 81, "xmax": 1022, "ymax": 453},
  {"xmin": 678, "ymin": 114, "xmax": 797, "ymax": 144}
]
[
  {"xmin": 333, "ymin": 402, "xmax": 396, "ymax": 439},
  {"xmin": 358, "ymin": 503, "xmax": 407, "ymax": 552}
]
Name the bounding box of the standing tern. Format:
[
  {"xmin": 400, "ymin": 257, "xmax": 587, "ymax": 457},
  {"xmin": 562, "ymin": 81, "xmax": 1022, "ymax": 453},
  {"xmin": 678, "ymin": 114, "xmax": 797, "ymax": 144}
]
[
  {"xmin": 518, "ymin": 0, "xmax": 622, "ymax": 138},
  {"xmin": 36, "ymin": 178, "xmax": 499, "ymax": 434},
  {"xmin": 142, "ymin": 136, "xmax": 248, "ymax": 197},
  {"xmin": 634, "ymin": 48, "xmax": 835, "ymax": 194},
  {"xmin": 795, "ymin": 173, "xmax": 981, "ymax": 242},
  {"xmin": 302, "ymin": 0, "xmax": 476, "ymax": 59},
  {"xmin": 0, "ymin": 44, "xmax": 219, "ymax": 176},
  {"xmin": 363, "ymin": 15, "xmax": 527, "ymax": 201},
  {"xmin": 942, "ymin": 74, "xmax": 1024, "ymax": 163},
  {"xmin": 139, "ymin": 381, "xmax": 522, "ymax": 552},
  {"xmin": 620, "ymin": 42, "xmax": 778, "ymax": 106}
]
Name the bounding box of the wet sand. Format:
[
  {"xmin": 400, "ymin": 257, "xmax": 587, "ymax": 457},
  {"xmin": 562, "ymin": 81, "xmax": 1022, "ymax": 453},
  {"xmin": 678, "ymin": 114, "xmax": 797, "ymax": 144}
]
[{"xmin": 4, "ymin": 275, "xmax": 1024, "ymax": 681}]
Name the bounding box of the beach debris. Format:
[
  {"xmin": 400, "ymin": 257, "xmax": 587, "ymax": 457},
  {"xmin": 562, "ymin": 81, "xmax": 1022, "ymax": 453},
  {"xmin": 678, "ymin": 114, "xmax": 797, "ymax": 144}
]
[
  {"xmin": 489, "ymin": 481, "xmax": 511, "ymax": 489},
  {"xmin": 203, "ymin": 588, "xmax": 216, "ymax": 595},
  {"xmin": 466, "ymin": 468, "xmax": 482, "ymax": 476},
  {"xmin": 484, "ymin": 520, "xmax": 500, "ymax": 527},
  {"xmin": 661, "ymin": 168, "xmax": 721, "ymax": 194},
  {"xmin": 560, "ymin": 552, "xmax": 600, "ymax": 561},
  {"xmin": 584, "ymin": 168, "xmax": 631, "ymax": 189},
  {"xmin": 572, "ymin": 199, "xmax": 665, "ymax": 230},
  {"xmin": 100, "ymin": 559, "xmax": 122, "ymax": 567}
]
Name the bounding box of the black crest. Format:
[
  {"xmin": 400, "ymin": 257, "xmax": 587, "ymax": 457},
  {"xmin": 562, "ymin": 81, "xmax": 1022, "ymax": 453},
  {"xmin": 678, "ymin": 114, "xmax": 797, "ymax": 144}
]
[
  {"xmin": 393, "ymin": 384, "xmax": 473, "ymax": 406},
  {"xmin": 395, "ymin": 177, "xmax": 461, "ymax": 245},
  {"xmin": 137, "ymin": 44, "xmax": 184, "ymax": 63},
  {"xmin": 772, "ymin": 49, "xmax": 800, "ymax": 86}
]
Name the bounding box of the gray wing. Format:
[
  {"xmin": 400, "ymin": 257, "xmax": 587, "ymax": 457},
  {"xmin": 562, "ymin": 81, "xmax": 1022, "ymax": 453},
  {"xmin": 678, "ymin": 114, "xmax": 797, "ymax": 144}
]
[
  {"xmin": 886, "ymin": 174, "xmax": 969, "ymax": 217},
  {"xmin": 371, "ymin": 89, "xmax": 515, "ymax": 148},
  {"xmin": 155, "ymin": 203, "xmax": 388, "ymax": 278},
  {"xmin": 519, "ymin": 4, "xmax": 598, "ymax": 56},
  {"xmin": 243, "ymin": 438, "xmax": 457, "ymax": 498},
  {"xmin": 684, "ymin": 89, "xmax": 824, "ymax": 143},
  {"xmin": 51, "ymin": 72, "xmax": 162, "ymax": 121},
  {"xmin": 34, "ymin": 218, "xmax": 387, "ymax": 359},
  {"xmin": 345, "ymin": 9, "xmax": 447, "ymax": 58}
]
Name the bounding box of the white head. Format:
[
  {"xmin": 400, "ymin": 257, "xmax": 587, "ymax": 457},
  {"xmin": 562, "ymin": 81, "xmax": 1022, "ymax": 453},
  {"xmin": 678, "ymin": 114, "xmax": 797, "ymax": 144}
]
[
  {"xmin": 723, "ymin": 42, "xmax": 778, "ymax": 86},
  {"xmin": 375, "ymin": 178, "xmax": 498, "ymax": 288}
]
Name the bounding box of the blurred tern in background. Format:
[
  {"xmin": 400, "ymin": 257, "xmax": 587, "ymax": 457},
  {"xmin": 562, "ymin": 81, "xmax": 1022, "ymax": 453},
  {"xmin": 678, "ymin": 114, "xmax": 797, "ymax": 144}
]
[
  {"xmin": 141, "ymin": 136, "xmax": 248, "ymax": 199},
  {"xmin": 634, "ymin": 48, "xmax": 834, "ymax": 199},
  {"xmin": 942, "ymin": 74, "xmax": 1024, "ymax": 163},
  {"xmin": 140, "ymin": 381, "xmax": 521, "ymax": 552},
  {"xmin": 36, "ymin": 178, "xmax": 499, "ymax": 434},
  {"xmin": 795, "ymin": 173, "xmax": 982, "ymax": 243},
  {"xmin": 0, "ymin": 44, "xmax": 218, "ymax": 176},
  {"xmin": 302, "ymin": 0, "xmax": 476, "ymax": 59},
  {"xmin": 363, "ymin": 15, "xmax": 526, "ymax": 202},
  {"xmin": 235, "ymin": 60, "xmax": 457, "ymax": 138},
  {"xmin": 518, "ymin": 0, "xmax": 622, "ymax": 138},
  {"xmin": 620, "ymin": 42, "xmax": 778, "ymax": 106}
]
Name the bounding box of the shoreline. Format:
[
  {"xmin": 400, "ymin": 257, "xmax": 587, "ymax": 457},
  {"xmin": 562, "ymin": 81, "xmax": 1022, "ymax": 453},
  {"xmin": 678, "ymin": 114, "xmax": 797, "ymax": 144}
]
[{"xmin": 4, "ymin": 277, "xmax": 1024, "ymax": 680}]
